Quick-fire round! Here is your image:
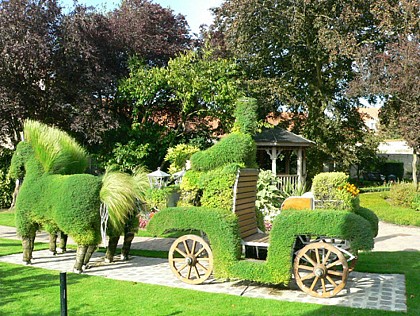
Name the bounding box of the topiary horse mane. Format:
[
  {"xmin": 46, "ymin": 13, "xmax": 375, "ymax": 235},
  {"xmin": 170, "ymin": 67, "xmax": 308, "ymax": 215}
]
[
  {"xmin": 9, "ymin": 120, "xmax": 145, "ymax": 272},
  {"xmin": 23, "ymin": 119, "xmax": 88, "ymax": 175}
]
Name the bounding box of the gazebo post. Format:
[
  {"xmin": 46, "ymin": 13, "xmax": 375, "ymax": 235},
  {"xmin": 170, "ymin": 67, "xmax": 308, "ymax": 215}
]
[
  {"xmin": 296, "ymin": 148, "xmax": 303, "ymax": 185},
  {"xmin": 265, "ymin": 147, "xmax": 282, "ymax": 175}
]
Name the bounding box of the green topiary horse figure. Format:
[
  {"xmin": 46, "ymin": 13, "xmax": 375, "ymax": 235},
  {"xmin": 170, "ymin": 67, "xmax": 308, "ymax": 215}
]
[{"xmin": 9, "ymin": 120, "xmax": 143, "ymax": 273}]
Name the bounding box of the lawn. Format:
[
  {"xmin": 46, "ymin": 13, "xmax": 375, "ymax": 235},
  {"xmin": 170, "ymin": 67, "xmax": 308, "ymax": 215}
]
[
  {"xmin": 1, "ymin": 237, "xmax": 419, "ymax": 315},
  {"xmin": 359, "ymin": 193, "xmax": 420, "ymax": 226}
]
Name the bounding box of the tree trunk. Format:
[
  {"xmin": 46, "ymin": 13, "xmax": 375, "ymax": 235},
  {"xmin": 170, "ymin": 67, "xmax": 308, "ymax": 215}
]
[{"xmin": 413, "ymin": 149, "xmax": 418, "ymax": 189}]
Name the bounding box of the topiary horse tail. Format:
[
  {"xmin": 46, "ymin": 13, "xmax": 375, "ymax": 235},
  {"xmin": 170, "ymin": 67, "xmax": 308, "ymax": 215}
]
[{"xmin": 100, "ymin": 170, "xmax": 140, "ymax": 236}]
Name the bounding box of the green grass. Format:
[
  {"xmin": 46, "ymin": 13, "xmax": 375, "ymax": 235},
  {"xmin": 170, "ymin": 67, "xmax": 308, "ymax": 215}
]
[
  {"xmin": 0, "ymin": 238, "xmax": 419, "ymax": 315},
  {"xmin": 359, "ymin": 193, "xmax": 420, "ymax": 226},
  {"xmin": 0, "ymin": 209, "xmax": 16, "ymax": 227}
]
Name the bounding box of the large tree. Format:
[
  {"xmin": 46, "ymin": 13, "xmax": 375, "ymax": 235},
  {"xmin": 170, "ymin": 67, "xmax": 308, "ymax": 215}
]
[
  {"xmin": 115, "ymin": 48, "xmax": 242, "ymax": 169},
  {"xmin": 0, "ymin": 0, "xmax": 191, "ymax": 149},
  {"xmin": 209, "ymin": 0, "xmax": 379, "ymax": 174},
  {"xmin": 350, "ymin": 0, "xmax": 419, "ymax": 184}
]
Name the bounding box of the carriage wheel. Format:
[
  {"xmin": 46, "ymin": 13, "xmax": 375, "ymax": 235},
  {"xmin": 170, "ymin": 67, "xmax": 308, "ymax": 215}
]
[
  {"xmin": 294, "ymin": 242, "xmax": 349, "ymax": 298},
  {"xmin": 168, "ymin": 234, "xmax": 213, "ymax": 285}
]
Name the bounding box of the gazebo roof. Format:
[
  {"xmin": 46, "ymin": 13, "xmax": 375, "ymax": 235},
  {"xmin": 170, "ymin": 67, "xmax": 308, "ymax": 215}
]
[{"xmin": 253, "ymin": 127, "xmax": 315, "ymax": 147}]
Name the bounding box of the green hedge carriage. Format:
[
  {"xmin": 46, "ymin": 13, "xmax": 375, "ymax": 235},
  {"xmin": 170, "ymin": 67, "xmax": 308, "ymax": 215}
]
[{"xmin": 148, "ymin": 168, "xmax": 376, "ymax": 298}]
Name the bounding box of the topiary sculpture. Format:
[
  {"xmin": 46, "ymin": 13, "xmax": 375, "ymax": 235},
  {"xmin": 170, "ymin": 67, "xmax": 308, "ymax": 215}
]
[{"xmin": 9, "ymin": 120, "xmax": 144, "ymax": 273}]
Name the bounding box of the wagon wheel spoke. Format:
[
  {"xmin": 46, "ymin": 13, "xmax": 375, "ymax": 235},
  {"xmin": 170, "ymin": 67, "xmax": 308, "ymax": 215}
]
[
  {"xmin": 195, "ymin": 246, "xmax": 206, "ymax": 257},
  {"xmin": 310, "ymin": 276, "xmax": 319, "ymax": 291},
  {"xmin": 174, "ymin": 247, "xmax": 188, "ymax": 258},
  {"xmin": 322, "ymin": 250, "xmax": 332, "ymax": 265},
  {"xmin": 196, "ymin": 261, "xmax": 209, "ymax": 272},
  {"xmin": 302, "ymin": 253, "xmax": 316, "ymax": 267},
  {"xmin": 326, "ymin": 275, "xmax": 338, "ymax": 288},
  {"xmin": 193, "ymin": 265, "xmax": 201, "ymax": 278},
  {"xmin": 327, "ymin": 270, "xmax": 344, "ymax": 276},
  {"xmin": 300, "ymin": 272, "xmax": 315, "ymax": 281},
  {"xmin": 297, "ymin": 265, "xmax": 313, "ymax": 271},
  {"xmin": 326, "ymin": 259, "xmax": 341, "ymax": 269},
  {"xmin": 183, "ymin": 241, "xmax": 191, "ymax": 255},
  {"xmin": 175, "ymin": 263, "xmax": 188, "ymax": 274},
  {"xmin": 321, "ymin": 278, "xmax": 326, "ymax": 294}
]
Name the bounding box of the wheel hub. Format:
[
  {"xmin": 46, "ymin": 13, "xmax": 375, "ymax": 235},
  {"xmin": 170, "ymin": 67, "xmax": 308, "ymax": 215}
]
[
  {"xmin": 185, "ymin": 256, "xmax": 196, "ymax": 266},
  {"xmin": 314, "ymin": 265, "xmax": 326, "ymax": 278}
]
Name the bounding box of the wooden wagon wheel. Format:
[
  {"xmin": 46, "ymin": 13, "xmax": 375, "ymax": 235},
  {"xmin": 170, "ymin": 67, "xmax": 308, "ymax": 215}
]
[
  {"xmin": 294, "ymin": 242, "xmax": 349, "ymax": 298},
  {"xmin": 168, "ymin": 234, "xmax": 214, "ymax": 285}
]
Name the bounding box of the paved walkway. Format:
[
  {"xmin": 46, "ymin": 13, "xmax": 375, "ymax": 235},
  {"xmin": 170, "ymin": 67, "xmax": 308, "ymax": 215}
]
[{"xmin": 1, "ymin": 221, "xmax": 419, "ymax": 312}]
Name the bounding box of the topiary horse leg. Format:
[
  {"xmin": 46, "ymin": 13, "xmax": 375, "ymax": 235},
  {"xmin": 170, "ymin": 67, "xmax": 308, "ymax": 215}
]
[
  {"xmin": 82, "ymin": 245, "xmax": 96, "ymax": 269},
  {"xmin": 49, "ymin": 233, "xmax": 57, "ymax": 255},
  {"xmin": 58, "ymin": 232, "xmax": 68, "ymax": 253},
  {"xmin": 74, "ymin": 245, "xmax": 87, "ymax": 273},
  {"xmin": 22, "ymin": 237, "xmax": 32, "ymax": 264},
  {"xmin": 105, "ymin": 236, "xmax": 119, "ymax": 263},
  {"xmin": 121, "ymin": 232, "xmax": 135, "ymax": 261}
]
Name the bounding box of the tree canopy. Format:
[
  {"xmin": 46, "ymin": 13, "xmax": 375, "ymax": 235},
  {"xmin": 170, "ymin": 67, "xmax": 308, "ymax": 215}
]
[
  {"xmin": 209, "ymin": 0, "xmax": 380, "ymax": 174},
  {"xmin": 0, "ymin": 0, "xmax": 191, "ymax": 148}
]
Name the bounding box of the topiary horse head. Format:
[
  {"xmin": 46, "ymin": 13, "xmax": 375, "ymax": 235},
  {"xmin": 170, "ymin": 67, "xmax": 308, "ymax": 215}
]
[{"xmin": 9, "ymin": 120, "xmax": 143, "ymax": 273}]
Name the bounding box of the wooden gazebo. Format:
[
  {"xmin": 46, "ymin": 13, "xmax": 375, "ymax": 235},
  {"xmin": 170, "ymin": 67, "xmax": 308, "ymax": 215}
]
[{"xmin": 253, "ymin": 127, "xmax": 315, "ymax": 187}]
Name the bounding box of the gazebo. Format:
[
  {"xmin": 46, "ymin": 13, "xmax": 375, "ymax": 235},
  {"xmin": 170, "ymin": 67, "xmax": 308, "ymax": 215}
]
[{"xmin": 253, "ymin": 127, "xmax": 315, "ymax": 187}]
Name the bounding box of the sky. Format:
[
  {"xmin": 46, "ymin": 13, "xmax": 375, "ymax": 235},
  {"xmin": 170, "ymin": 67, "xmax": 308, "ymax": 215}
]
[{"xmin": 59, "ymin": 0, "xmax": 223, "ymax": 35}]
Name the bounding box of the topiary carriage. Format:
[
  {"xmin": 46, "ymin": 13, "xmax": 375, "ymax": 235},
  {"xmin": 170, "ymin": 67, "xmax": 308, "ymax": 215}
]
[{"xmin": 147, "ymin": 98, "xmax": 377, "ymax": 298}]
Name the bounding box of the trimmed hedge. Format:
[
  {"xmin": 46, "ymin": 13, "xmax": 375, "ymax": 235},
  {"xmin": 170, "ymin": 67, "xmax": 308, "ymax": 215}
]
[
  {"xmin": 389, "ymin": 182, "xmax": 418, "ymax": 209},
  {"xmin": 147, "ymin": 206, "xmax": 241, "ymax": 278},
  {"xmin": 312, "ymin": 172, "xmax": 359, "ymax": 210},
  {"xmin": 232, "ymin": 97, "xmax": 258, "ymax": 135},
  {"xmin": 190, "ymin": 133, "xmax": 256, "ymax": 172},
  {"xmin": 148, "ymin": 206, "xmax": 375, "ymax": 285}
]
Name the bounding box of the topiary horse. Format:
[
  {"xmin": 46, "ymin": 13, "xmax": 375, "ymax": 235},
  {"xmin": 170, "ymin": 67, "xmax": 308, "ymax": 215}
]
[{"xmin": 9, "ymin": 120, "xmax": 143, "ymax": 273}]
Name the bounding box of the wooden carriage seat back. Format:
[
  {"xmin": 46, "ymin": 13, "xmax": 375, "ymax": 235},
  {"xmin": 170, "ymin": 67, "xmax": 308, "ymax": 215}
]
[
  {"xmin": 232, "ymin": 168, "xmax": 259, "ymax": 239},
  {"xmin": 232, "ymin": 169, "xmax": 270, "ymax": 248}
]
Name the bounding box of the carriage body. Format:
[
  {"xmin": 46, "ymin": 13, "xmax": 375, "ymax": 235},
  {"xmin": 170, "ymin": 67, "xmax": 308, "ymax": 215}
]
[{"xmin": 147, "ymin": 169, "xmax": 376, "ymax": 298}]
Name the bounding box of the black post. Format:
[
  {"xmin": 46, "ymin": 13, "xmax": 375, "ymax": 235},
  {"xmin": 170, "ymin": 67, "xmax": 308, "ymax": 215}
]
[{"xmin": 60, "ymin": 272, "xmax": 68, "ymax": 316}]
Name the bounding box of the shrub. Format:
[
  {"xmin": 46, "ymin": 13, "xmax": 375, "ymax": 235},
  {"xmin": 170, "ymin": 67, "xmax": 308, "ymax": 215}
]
[
  {"xmin": 0, "ymin": 169, "xmax": 13, "ymax": 209},
  {"xmin": 143, "ymin": 186, "xmax": 180, "ymax": 212},
  {"xmin": 256, "ymin": 170, "xmax": 282, "ymax": 221},
  {"xmin": 312, "ymin": 172, "xmax": 359, "ymax": 210},
  {"xmin": 412, "ymin": 193, "xmax": 420, "ymax": 211},
  {"xmin": 164, "ymin": 144, "xmax": 199, "ymax": 174},
  {"xmin": 389, "ymin": 182, "xmax": 418, "ymax": 209}
]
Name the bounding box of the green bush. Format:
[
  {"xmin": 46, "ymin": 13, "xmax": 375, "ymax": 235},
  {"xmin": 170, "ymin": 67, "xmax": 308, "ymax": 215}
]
[
  {"xmin": 389, "ymin": 182, "xmax": 417, "ymax": 208},
  {"xmin": 412, "ymin": 193, "xmax": 420, "ymax": 211},
  {"xmin": 144, "ymin": 186, "xmax": 180, "ymax": 212},
  {"xmin": 256, "ymin": 170, "xmax": 282, "ymax": 221},
  {"xmin": 312, "ymin": 172, "xmax": 359, "ymax": 210},
  {"xmin": 190, "ymin": 133, "xmax": 256, "ymax": 171},
  {"xmin": 164, "ymin": 144, "xmax": 199, "ymax": 174},
  {"xmin": 0, "ymin": 169, "xmax": 13, "ymax": 209}
]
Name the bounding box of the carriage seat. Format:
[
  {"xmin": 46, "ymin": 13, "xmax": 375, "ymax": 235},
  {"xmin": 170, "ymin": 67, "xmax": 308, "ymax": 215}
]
[{"xmin": 232, "ymin": 169, "xmax": 269, "ymax": 250}]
